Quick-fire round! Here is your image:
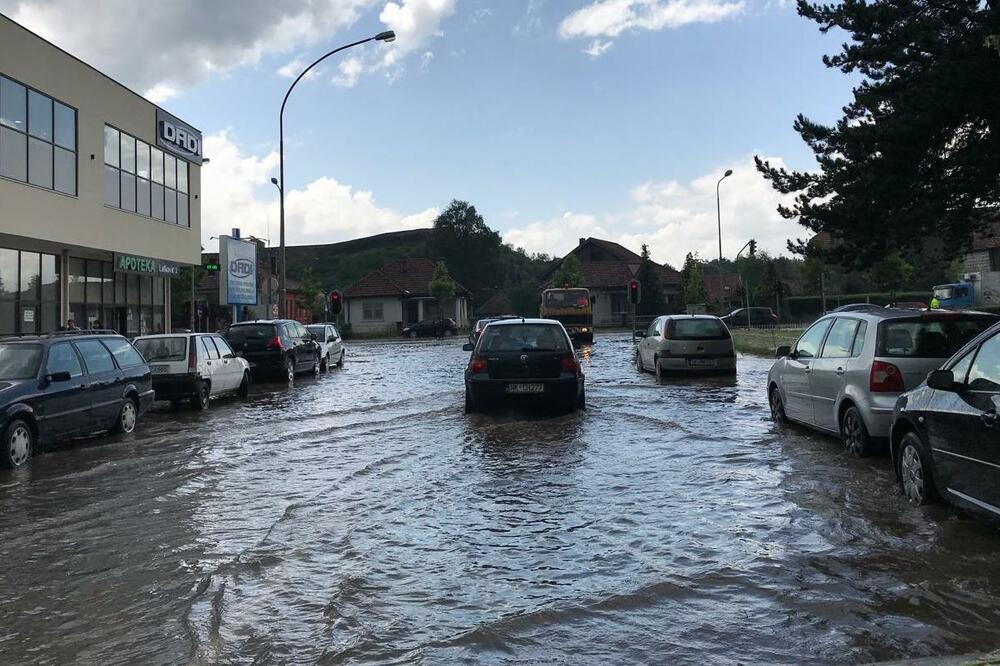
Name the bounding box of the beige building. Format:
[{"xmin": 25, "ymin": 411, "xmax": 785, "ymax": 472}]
[{"xmin": 0, "ymin": 14, "xmax": 201, "ymax": 335}]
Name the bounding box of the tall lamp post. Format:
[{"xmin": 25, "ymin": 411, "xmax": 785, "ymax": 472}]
[
  {"xmin": 715, "ymin": 169, "xmax": 733, "ymax": 312},
  {"xmin": 275, "ymin": 30, "xmax": 396, "ymax": 317}
]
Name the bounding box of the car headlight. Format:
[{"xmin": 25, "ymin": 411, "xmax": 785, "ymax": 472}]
[{"xmin": 581, "ymin": 328, "xmax": 589, "ymax": 332}]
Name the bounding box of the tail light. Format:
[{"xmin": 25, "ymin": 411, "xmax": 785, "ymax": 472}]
[
  {"xmin": 188, "ymin": 337, "xmax": 198, "ymax": 372},
  {"xmin": 870, "ymin": 360, "xmax": 904, "ymax": 393},
  {"xmin": 468, "ymin": 356, "xmax": 487, "ymax": 373},
  {"xmin": 560, "ymin": 354, "xmax": 579, "ymax": 373},
  {"xmin": 265, "ymin": 336, "xmax": 284, "ymax": 351}
]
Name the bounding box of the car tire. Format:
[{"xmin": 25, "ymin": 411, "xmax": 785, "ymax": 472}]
[
  {"xmin": 840, "ymin": 405, "xmax": 872, "ymax": 457},
  {"xmin": 114, "ymin": 397, "xmax": 139, "ymax": 433},
  {"xmin": 577, "ymin": 385, "xmax": 586, "ymax": 411},
  {"xmin": 336, "ymin": 350, "xmax": 344, "ymax": 368},
  {"xmin": 321, "ymin": 353, "xmax": 329, "ymax": 372},
  {"xmin": 900, "ymin": 431, "xmax": 936, "ymax": 506},
  {"xmin": 238, "ymin": 372, "xmax": 250, "ymax": 399},
  {"xmin": 2, "ymin": 418, "xmax": 33, "ymax": 468},
  {"xmin": 634, "ymin": 350, "xmax": 644, "ymax": 373},
  {"xmin": 769, "ymin": 387, "xmax": 786, "ymax": 423},
  {"xmin": 285, "ymin": 357, "xmax": 295, "ymax": 382},
  {"xmin": 409, "ymin": 331, "xmax": 418, "ymax": 339},
  {"xmin": 654, "ymin": 357, "xmax": 665, "ymax": 381},
  {"xmin": 312, "ymin": 355, "xmax": 321, "ymax": 377},
  {"xmin": 191, "ymin": 382, "xmax": 210, "ymax": 411},
  {"xmin": 464, "ymin": 387, "xmax": 476, "ymax": 414}
]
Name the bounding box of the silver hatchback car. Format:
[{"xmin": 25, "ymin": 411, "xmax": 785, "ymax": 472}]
[
  {"xmin": 767, "ymin": 309, "xmax": 996, "ymax": 455},
  {"xmin": 635, "ymin": 315, "xmax": 736, "ymax": 377}
]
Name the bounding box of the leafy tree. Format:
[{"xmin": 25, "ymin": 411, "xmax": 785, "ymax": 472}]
[
  {"xmin": 428, "ymin": 261, "xmax": 456, "ymax": 317},
  {"xmin": 756, "ymin": 0, "xmax": 1000, "ymax": 268},
  {"xmin": 636, "ymin": 244, "xmax": 667, "ymax": 316},
  {"xmin": 866, "ymin": 251, "xmax": 914, "ymax": 298},
  {"xmin": 681, "ymin": 252, "xmax": 707, "ymax": 305},
  {"xmin": 550, "ymin": 254, "xmax": 583, "ymax": 288},
  {"xmin": 428, "ymin": 200, "xmax": 502, "ymax": 303},
  {"xmin": 296, "ymin": 267, "xmax": 325, "ymax": 319}
]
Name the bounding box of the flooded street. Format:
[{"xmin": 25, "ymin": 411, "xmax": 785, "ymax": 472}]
[{"xmin": 2, "ymin": 333, "xmax": 1000, "ymax": 665}]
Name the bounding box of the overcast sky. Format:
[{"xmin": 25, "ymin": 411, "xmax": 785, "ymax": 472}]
[{"xmin": 1, "ymin": 0, "xmax": 855, "ymax": 268}]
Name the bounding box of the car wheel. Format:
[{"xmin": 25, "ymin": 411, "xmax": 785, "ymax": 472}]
[
  {"xmin": 841, "ymin": 405, "xmax": 872, "ymax": 457},
  {"xmin": 2, "ymin": 419, "xmax": 33, "ymax": 468},
  {"xmin": 114, "ymin": 398, "xmax": 139, "ymax": 433},
  {"xmin": 312, "ymin": 355, "xmax": 321, "ymax": 376},
  {"xmin": 654, "ymin": 357, "xmax": 665, "ymax": 381},
  {"xmin": 409, "ymin": 331, "xmax": 418, "ymax": 339},
  {"xmin": 191, "ymin": 382, "xmax": 210, "ymax": 411},
  {"xmin": 577, "ymin": 385, "xmax": 586, "ymax": 411},
  {"xmin": 321, "ymin": 353, "xmax": 329, "ymax": 372},
  {"xmin": 900, "ymin": 432, "xmax": 936, "ymax": 506},
  {"xmin": 634, "ymin": 350, "xmax": 644, "ymax": 373},
  {"xmin": 286, "ymin": 357, "xmax": 296, "ymax": 382},
  {"xmin": 464, "ymin": 387, "xmax": 476, "ymax": 414},
  {"xmin": 336, "ymin": 350, "xmax": 344, "ymax": 367},
  {"xmin": 769, "ymin": 387, "xmax": 786, "ymax": 423},
  {"xmin": 238, "ymin": 372, "xmax": 250, "ymax": 399}
]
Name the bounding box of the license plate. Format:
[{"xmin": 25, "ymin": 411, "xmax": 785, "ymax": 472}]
[
  {"xmin": 505, "ymin": 383, "xmax": 544, "ymax": 394},
  {"xmin": 150, "ymin": 365, "xmax": 169, "ymax": 374},
  {"xmin": 689, "ymin": 358, "xmax": 716, "ymax": 367}
]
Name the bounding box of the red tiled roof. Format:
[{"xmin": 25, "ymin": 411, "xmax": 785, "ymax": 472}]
[
  {"xmin": 476, "ymin": 292, "xmax": 514, "ymax": 316},
  {"xmin": 343, "ymin": 258, "xmax": 469, "ymax": 298},
  {"xmin": 543, "ymin": 237, "xmax": 681, "ymax": 290}
]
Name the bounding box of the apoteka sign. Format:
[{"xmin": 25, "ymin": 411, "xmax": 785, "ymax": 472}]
[{"xmin": 155, "ymin": 109, "xmax": 203, "ymax": 165}]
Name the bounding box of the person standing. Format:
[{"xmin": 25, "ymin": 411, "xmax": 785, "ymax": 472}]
[{"xmin": 929, "ymin": 294, "xmax": 940, "ymax": 309}]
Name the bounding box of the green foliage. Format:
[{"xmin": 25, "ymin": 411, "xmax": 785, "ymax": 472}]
[
  {"xmin": 551, "ymin": 254, "xmax": 583, "ymax": 288},
  {"xmin": 636, "ymin": 244, "xmax": 667, "ymax": 316},
  {"xmin": 681, "ymin": 252, "xmax": 707, "ymax": 304},
  {"xmin": 866, "ymin": 252, "xmax": 914, "ymax": 295},
  {"xmin": 296, "ymin": 267, "xmax": 325, "ymax": 318},
  {"xmin": 428, "ymin": 261, "xmax": 456, "ymax": 304},
  {"xmin": 428, "ymin": 200, "xmax": 503, "ymax": 303},
  {"xmin": 756, "ymin": 0, "xmax": 1000, "ymax": 267}
]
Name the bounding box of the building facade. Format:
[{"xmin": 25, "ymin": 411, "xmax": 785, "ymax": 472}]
[{"xmin": 0, "ymin": 14, "xmax": 201, "ymax": 336}]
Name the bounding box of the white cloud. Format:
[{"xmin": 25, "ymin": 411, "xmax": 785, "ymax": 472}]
[
  {"xmin": 201, "ymin": 131, "xmax": 437, "ymax": 248},
  {"xmin": 559, "ymin": 0, "xmax": 745, "ymax": 48},
  {"xmin": 584, "ymin": 39, "xmax": 614, "ymax": 57},
  {"xmin": 503, "ymin": 155, "xmax": 798, "ymax": 269},
  {"xmin": 277, "ymin": 58, "xmax": 320, "ymax": 80},
  {"xmin": 333, "ymin": 56, "xmax": 365, "ymax": 87},
  {"xmin": 420, "ymin": 50, "xmax": 435, "ymax": 72}
]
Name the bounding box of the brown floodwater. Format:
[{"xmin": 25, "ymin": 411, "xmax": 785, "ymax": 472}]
[{"xmin": 1, "ymin": 334, "xmax": 999, "ymax": 665}]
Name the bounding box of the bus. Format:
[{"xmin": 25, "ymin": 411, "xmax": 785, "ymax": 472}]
[{"xmin": 540, "ymin": 288, "xmax": 594, "ymax": 344}]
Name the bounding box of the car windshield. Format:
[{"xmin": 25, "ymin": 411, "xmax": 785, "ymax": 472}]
[
  {"xmin": 226, "ymin": 324, "xmax": 276, "ymax": 341},
  {"xmin": 0, "ymin": 344, "xmax": 42, "ymax": 380},
  {"xmin": 671, "ymin": 318, "xmax": 730, "ymax": 340},
  {"xmin": 134, "ymin": 337, "xmax": 187, "ymax": 362},
  {"xmin": 479, "ymin": 324, "xmax": 569, "ymax": 352},
  {"xmin": 878, "ymin": 316, "xmax": 996, "ymax": 358},
  {"xmin": 306, "ymin": 325, "xmax": 325, "ymax": 337},
  {"xmin": 933, "ymin": 287, "xmax": 955, "ymax": 300},
  {"xmin": 544, "ymin": 290, "xmax": 589, "ymax": 309}
]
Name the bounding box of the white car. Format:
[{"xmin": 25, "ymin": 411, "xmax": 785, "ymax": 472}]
[
  {"xmin": 306, "ymin": 323, "xmax": 346, "ymax": 371},
  {"xmin": 635, "ymin": 315, "xmax": 737, "ymax": 378},
  {"xmin": 134, "ymin": 333, "xmax": 251, "ymax": 410}
]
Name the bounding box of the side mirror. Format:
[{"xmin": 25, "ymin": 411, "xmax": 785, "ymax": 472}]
[
  {"xmin": 462, "ymin": 343, "xmax": 475, "ymax": 352},
  {"xmin": 775, "ymin": 345, "xmax": 791, "ymax": 358},
  {"xmin": 927, "ymin": 369, "xmax": 955, "ymax": 391},
  {"xmin": 635, "ymin": 331, "xmax": 647, "ymax": 338},
  {"xmin": 47, "ymin": 370, "xmax": 72, "ymax": 383}
]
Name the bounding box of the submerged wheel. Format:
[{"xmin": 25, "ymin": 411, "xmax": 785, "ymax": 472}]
[
  {"xmin": 321, "ymin": 353, "xmax": 329, "ymax": 372},
  {"xmin": 336, "ymin": 350, "xmax": 345, "ymax": 367},
  {"xmin": 2, "ymin": 419, "xmax": 33, "ymax": 468},
  {"xmin": 654, "ymin": 357, "xmax": 665, "ymax": 381},
  {"xmin": 115, "ymin": 398, "xmax": 139, "ymax": 433},
  {"xmin": 238, "ymin": 372, "xmax": 250, "ymax": 399},
  {"xmin": 634, "ymin": 350, "xmax": 644, "ymax": 373},
  {"xmin": 312, "ymin": 354, "xmax": 321, "ymax": 376},
  {"xmin": 769, "ymin": 387, "xmax": 786, "ymax": 423},
  {"xmin": 841, "ymin": 405, "xmax": 872, "ymax": 457},
  {"xmin": 577, "ymin": 385, "xmax": 586, "ymax": 411},
  {"xmin": 191, "ymin": 382, "xmax": 210, "ymax": 411},
  {"xmin": 900, "ymin": 432, "xmax": 935, "ymax": 506},
  {"xmin": 464, "ymin": 387, "xmax": 476, "ymax": 414},
  {"xmin": 286, "ymin": 357, "xmax": 295, "ymax": 382}
]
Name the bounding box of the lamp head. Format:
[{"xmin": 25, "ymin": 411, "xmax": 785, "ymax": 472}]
[
  {"xmin": 724, "ymin": 169, "xmax": 733, "ymax": 177},
  {"xmin": 375, "ymin": 30, "xmax": 396, "ymax": 42},
  {"xmin": 270, "ymin": 177, "xmax": 279, "ymax": 186}
]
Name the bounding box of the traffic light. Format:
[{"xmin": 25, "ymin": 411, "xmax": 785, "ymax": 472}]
[
  {"xmin": 329, "ymin": 290, "xmax": 343, "ymax": 315},
  {"xmin": 749, "ymin": 239, "xmax": 757, "ymax": 256},
  {"xmin": 628, "ymin": 279, "xmax": 642, "ymax": 305}
]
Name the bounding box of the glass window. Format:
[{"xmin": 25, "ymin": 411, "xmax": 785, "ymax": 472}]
[
  {"xmin": 120, "ymin": 133, "xmax": 135, "ymax": 173},
  {"xmin": 851, "ymin": 321, "xmax": 867, "ymax": 357},
  {"xmin": 794, "ymin": 319, "xmax": 832, "ymax": 359},
  {"xmin": 28, "ymin": 137, "xmax": 52, "ymax": 188},
  {"xmin": 670, "ymin": 318, "xmax": 729, "ymax": 340},
  {"xmin": 135, "ymin": 337, "xmax": 187, "ymax": 362},
  {"xmin": 363, "ymin": 301, "xmax": 384, "ymax": 321},
  {"xmin": 67, "ymin": 257, "xmax": 85, "ymax": 303},
  {"xmin": 0, "ymin": 302, "xmax": 13, "ymax": 335},
  {"xmin": 75, "ymin": 340, "xmax": 116, "ymax": 374},
  {"xmin": 54, "ymin": 146, "xmax": 75, "ymax": 195},
  {"xmin": 102, "ymin": 262, "xmax": 114, "ymax": 304},
  {"xmin": 151, "ymin": 183, "xmax": 165, "ymax": 219},
  {"xmin": 86, "ymin": 260, "xmax": 102, "ymax": 303},
  {"xmin": 0, "ymin": 248, "xmax": 17, "ymax": 300},
  {"xmin": 0, "ymin": 77, "xmax": 26, "ymax": 130},
  {"xmin": 950, "ymin": 347, "xmax": 975, "ymax": 385},
  {"xmin": 177, "ymin": 162, "xmax": 188, "ymax": 193},
  {"xmin": 114, "ymin": 271, "xmax": 126, "ymax": 305},
  {"xmin": 821, "ymin": 319, "xmax": 859, "ymax": 358},
  {"xmin": 199, "ymin": 336, "xmax": 220, "ymax": 360},
  {"xmin": 223, "ymin": 324, "xmax": 275, "ymax": 342},
  {"xmin": 41, "ymin": 302, "xmax": 57, "ymax": 334},
  {"xmin": 27, "ymin": 90, "xmax": 51, "ymax": 141},
  {"xmin": 54, "ymin": 101, "xmax": 74, "ymax": 150},
  {"xmin": 136, "ymin": 140, "xmax": 150, "ymax": 179},
  {"xmin": 150, "ymin": 146, "xmax": 164, "ymax": 183},
  {"xmin": 120, "ymin": 171, "xmax": 136, "ymax": 212},
  {"xmin": 141, "ymin": 275, "xmax": 152, "ymax": 305},
  {"xmin": 127, "ymin": 274, "xmax": 140, "ymax": 305},
  {"xmin": 19, "ymin": 303, "xmax": 39, "ymax": 335},
  {"xmin": 103, "ymin": 164, "xmax": 120, "ymax": 207},
  {"xmin": 102, "ymin": 338, "xmax": 145, "ymax": 368},
  {"xmin": 0, "ymin": 127, "xmax": 26, "ymax": 181},
  {"xmin": 878, "ymin": 316, "xmax": 995, "ymax": 359},
  {"xmin": 164, "ymin": 154, "xmax": 176, "ymax": 189},
  {"xmin": 479, "ymin": 324, "xmax": 570, "ymax": 352},
  {"xmin": 137, "ymin": 176, "xmax": 150, "ymax": 216},
  {"xmin": 19, "ymin": 252, "xmax": 39, "ymax": 300},
  {"xmin": 46, "ymin": 342, "xmax": 83, "ymax": 377},
  {"xmin": 177, "ymin": 194, "xmax": 188, "ymax": 227},
  {"xmin": 40, "ymin": 254, "xmax": 57, "ymax": 302},
  {"xmin": 152, "ymin": 277, "xmax": 164, "ymax": 306},
  {"xmin": 967, "ymin": 334, "xmax": 1000, "ymax": 392},
  {"xmin": 0, "ymin": 344, "xmax": 42, "ymax": 379},
  {"xmin": 213, "ymin": 336, "xmax": 235, "ymax": 357},
  {"xmin": 165, "ymin": 190, "xmax": 176, "ymax": 223},
  {"xmin": 103, "ymin": 125, "xmax": 119, "ymax": 166}
]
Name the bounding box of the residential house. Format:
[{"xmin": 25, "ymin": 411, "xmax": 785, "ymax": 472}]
[
  {"xmin": 343, "ymin": 258, "xmax": 470, "ymax": 334},
  {"xmin": 541, "ymin": 238, "xmax": 682, "ymax": 327},
  {"xmin": 476, "ymin": 293, "xmax": 515, "ymax": 317}
]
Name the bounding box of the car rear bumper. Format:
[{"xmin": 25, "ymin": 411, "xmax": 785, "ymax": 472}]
[
  {"xmin": 467, "ymin": 376, "xmax": 582, "ymax": 408},
  {"xmin": 151, "ymin": 373, "xmax": 199, "ymax": 400},
  {"xmin": 242, "ymin": 353, "xmax": 286, "ymax": 376},
  {"xmin": 657, "ymin": 355, "xmax": 736, "ymax": 374}
]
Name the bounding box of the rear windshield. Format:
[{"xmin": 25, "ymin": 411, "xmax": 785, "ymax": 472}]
[
  {"xmin": 0, "ymin": 344, "xmax": 42, "ymax": 380},
  {"xmin": 135, "ymin": 337, "xmax": 187, "ymax": 362},
  {"xmin": 479, "ymin": 324, "xmax": 570, "ymax": 352},
  {"xmin": 878, "ymin": 316, "xmax": 996, "ymax": 358},
  {"xmin": 670, "ymin": 318, "xmax": 730, "ymax": 340},
  {"xmin": 544, "ymin": 290, "xmax": 590, "ymax": 309},
  {"xmin": 306, "ymin": 325, "xmax": 326, "ymax": 337},
  {"xmin": 225, "ymin": 324, "xmax": 276, "ymax": 342}
]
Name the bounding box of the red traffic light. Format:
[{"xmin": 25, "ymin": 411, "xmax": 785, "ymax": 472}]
[
  {"xmin": 628, "ymin": 279, "xmax": 642, "ymax": 305},
  {"xmin": 329, "ymin": 290, "xmax": 343, "ymax": 315}
]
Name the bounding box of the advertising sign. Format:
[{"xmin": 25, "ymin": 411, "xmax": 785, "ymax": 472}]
[
  {"xmin": 113, "ymin": 253, "xmax": 181, "ymax": 277},
  {"xmin": 156, "ymin": 108, "xmax": 203, "ymax": 165},
  {"xmin": 219, "ymin": 236, "xmax": 257, "ymax": 306}
]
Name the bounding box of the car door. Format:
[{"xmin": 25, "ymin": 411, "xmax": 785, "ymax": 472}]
[
  {"xmin": 291, "ymin": 323, "xmax": 312, "ymax": 370},
  {"xmin": 37, "ymin": 342, "xmax": 91, "ymax": 439},
  {"xmin": 212, "ymin": 336, "xmax": 242, "ymax": 392},
  {"xmin": 329, "ymin": 325, "xmax": 343, "ymax": 362},
  {"xmin": 809, "ymin": 318, "xmax": 861, "ymax": 432},
  {"xmin": 198, "ymin": 336, "xmax": 225, "ymax": 394},
  {"xmin": 73, "ymin": 339, "xmax": 123, "ymax": 428},
  {"xmin": 781, "ymin": 319, "xmax": 833, "ymax": 425}
]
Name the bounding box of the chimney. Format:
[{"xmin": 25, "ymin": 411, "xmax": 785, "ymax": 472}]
[{"xmin": 578, "ymin": 237, "xmax": 586, "ymax": 247}]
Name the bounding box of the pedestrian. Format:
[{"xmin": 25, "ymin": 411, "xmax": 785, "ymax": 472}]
[
  {"xmin": 929, "ymin": 294, "xmax": 940, "ymax": 309},
  {"xmin": 66, "ymin": 318, "xmax": 79, "ymax": 331}
]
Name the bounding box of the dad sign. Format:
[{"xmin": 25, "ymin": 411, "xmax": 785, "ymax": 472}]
[
  {"xmin": 156, "ymin": 109, "xmax": 203, "ymax": 165},
  {"xmin": 219, "ymin": 236, "xmax": 257, "ymax": 306}
]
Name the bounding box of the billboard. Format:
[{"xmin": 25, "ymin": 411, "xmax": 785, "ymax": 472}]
[{"xmin": 219, "ymin": 236, "xmax": 257, "ymax": 305}]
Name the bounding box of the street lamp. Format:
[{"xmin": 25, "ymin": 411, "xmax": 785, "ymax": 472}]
[
  {"xmin": 275, "ymin": 30, "xmax": 396, "ymax": 317},
  {"xmin": 715, "ymin": 169, "xmax": 733, "ymax": 313}
]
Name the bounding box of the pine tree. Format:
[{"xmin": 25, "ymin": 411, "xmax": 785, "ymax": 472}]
[
  {"xmin": 636, "ymin": 244, "xmax": 666, "ymax": 316},
  {"xmin": 681, "ymin": 252, "xmax": 707, "ymax": 305}
]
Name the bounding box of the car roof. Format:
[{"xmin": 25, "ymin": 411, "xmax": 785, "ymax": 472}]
[
  {"xmin": 486, "ymin": 317, "xmax": 564, "ymax": 326},
  {"xmin": 821, "ymin": 308, "xmax": 998, "ymax": 322},
  {"xmin": 134, "ymin": 333, "xmax": 214, "ymax": 340},
  {"xmin": 0, "ymin": 331, "xmax": 124, "ymax": 344},
  {"xmin": 662, "ymin": 314, "xmax": 723, "ymax": 321}
]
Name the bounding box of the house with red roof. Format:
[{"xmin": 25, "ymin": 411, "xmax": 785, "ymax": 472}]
[{"xmin": 342, "ymin": 258, "xmax": 470, "ymax": 334}]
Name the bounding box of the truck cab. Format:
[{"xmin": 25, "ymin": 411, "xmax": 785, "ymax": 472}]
[{"xmin": 933, "ymin": 282, "xmax": 975, "ymax": 309}]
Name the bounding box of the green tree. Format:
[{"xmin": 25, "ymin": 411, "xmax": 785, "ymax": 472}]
[
  {"xmin": 681, "ymin": 252, "xmax": 707, "ymax": 305},
  {"xmin": 428, "ymin": 200, "xmax": 502, "ymax": 303},
  {"xmin": 428, "ymin": 260, "xmax": 456, "ymax": 318},
  {"xmin": 756, "ymin": 0, "xmax": 1000, "ymax": 268},
  {"xmin": 550, "ymin": 254, "xmax": 583, "ymax": 288},
  {"xmin": 636, "ymin": 244, "xmax": 667, "ymax": 316},
  {"xmin": 866, "ymin": 252, "xmax": 914, "ymax": 299},
  {"xmin": 296, "ymin": 267, "xmax": 325, "ymax": 319}
]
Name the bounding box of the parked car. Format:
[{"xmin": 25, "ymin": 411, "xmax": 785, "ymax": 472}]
[
  {"xmin": 767, "ymin": 309, "xmax": 997, "ymax": 456},
  {"xmin": 890, "ymin": 320, "xmax": 1000, "ymax": 518},
  {"xmin": 831, "ymin": 303, "xmax": 885, "ymax": 313},
  {"xmin": 306, "ymin": 323, "xmax": 346, "ymax": 371},
  {"xmin": 134, "ymin": 333, "xmax": 250, "ymax": 409},
  {"xmin": 0, "ymin": 331, "xmax": 154, "ymax": 468},
  {"xmin": 635, "ymin": 315, "xmax": 736, "ymax": 377},
  {"xmin": 469, "ymin": 316, "xmax": 518, "ymax": 344},
  {"xmin": 462, "ymin": 318, "xmax": 584, "ymax": 413},
  {"xmin": 402, "ymin": 318, "xmax": 458, "ymax": 338},
  {"xmin": 222, "ymin": 320, "xmax": 322, "ymax": 382},
  {"xmin": 720, "ymin": 307, "xmax": 778, "ymax": 328}
]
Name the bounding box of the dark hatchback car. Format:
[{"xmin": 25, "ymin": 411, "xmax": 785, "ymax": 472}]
[
  {"xmin": 720, "ymin": 307, "xmax": 779, "ymax": 328},
  {"xmin": 403, "ymin": 318, "xmax": 458, "ymax": 338},
  {"xmin": 0, "ymin": 332, "xmax": 154, "ymax": 468},
  {"xmin": 891, "ymin": 320, "xmax": 1000, "ymax": 520},
  {"xmin": 469, "ymin": 315, "xmax": 518, "ymax": 345},
  {"xmin": 462, "ymin": 318, "xmax": 584, "ymax": 413},
  {"xmin": 222, "ymin": 320, "xmax": 322, "ymax": 382}
]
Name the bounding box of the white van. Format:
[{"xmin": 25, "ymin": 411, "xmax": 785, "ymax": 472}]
[{"xmin": 134, "ymin": 333, "xmax": 251, "ymax": 410}]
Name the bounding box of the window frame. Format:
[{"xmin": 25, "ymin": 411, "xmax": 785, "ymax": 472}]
[
  {"xmin": 819, "ymin": 317, "xmax": 861, "ymax": 359},
  {"xmin": 103, "ymin": 123, "xmax": 189, "ymax": 226},
  {"xmin": 73, "ymin": 339, "xmax": 116, "ymax": 374},
  {"xmin": 794, "ymin": 318, "xmax": 833, "ymax": 360}
]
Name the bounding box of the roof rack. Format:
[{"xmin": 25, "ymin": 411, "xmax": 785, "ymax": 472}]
[{"xmin": 49, "ymin": 329, "xmax": 120, "ymax": 336}]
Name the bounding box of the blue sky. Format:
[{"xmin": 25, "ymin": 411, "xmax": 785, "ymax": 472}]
[{"xmin": 3, "ymin": 0, "xmax": 856, "ymax": 267}]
